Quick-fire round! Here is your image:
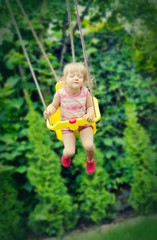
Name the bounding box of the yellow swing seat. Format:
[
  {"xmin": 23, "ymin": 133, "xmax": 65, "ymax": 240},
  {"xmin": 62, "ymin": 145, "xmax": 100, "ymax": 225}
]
[{"xmin": 46, "ymin": 81, "xmax": 101, "ymax": 141}]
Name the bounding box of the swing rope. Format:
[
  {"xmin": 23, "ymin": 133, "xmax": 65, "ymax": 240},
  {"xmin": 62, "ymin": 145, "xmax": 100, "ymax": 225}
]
[
  {"xmin": 73, "ymin": 0, "xmax": 97, "ymax": 117},
  {"xmin": 16, "ymin": 0, "xmax": 59, "ymax": 82},
  {"xmin": 5, "ymin": 0, "xmax": 47, "ymax": 110},
  {"xmin": 6, "ymin": 0, "xmax": 100, "ymax": 137},
  {"xmin": 66, "ymin": 0, "xmax": 76, "ymax": 62},
  {"xmin": 7, "ymin": 0, "xmax": 97, "ymax": 118}
]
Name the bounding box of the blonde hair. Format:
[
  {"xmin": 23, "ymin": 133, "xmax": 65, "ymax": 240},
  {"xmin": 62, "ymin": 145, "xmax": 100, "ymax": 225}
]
[{"xmin": 62, "ymin": 62, "xmax": 88, "ymax": 82}]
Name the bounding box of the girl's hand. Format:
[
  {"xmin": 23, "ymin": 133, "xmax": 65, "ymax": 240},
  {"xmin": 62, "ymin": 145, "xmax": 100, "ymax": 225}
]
[
  {"xmin": 43, "ymin": 110, "xmax": 52, "ymax": 119},
  {"xmin": 83, "ymin": 114, "xmax": 94, "ymax": 122}
]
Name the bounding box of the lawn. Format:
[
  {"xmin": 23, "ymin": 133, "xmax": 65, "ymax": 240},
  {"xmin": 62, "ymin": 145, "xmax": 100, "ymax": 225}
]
[{"xmin": 60, "ymin": 215, "xmax": 157, "ymax": 240}]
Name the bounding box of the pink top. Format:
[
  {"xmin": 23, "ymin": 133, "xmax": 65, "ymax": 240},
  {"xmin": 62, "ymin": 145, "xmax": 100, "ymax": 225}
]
[{"xmin": 58, "ymin": 86, "xmax": 89, "ymax": 121}]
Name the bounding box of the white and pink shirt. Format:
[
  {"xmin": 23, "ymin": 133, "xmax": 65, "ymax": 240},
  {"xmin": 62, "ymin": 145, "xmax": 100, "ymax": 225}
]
[{"xmin": 58, "ymin": 86, "xmax": 89, "ymax": 121}]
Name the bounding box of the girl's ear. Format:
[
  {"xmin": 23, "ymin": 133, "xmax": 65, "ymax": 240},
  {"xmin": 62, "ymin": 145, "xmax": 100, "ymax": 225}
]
[{"xmin": 83, "ymin": 78, "xmax": 87, "ymax": 83}]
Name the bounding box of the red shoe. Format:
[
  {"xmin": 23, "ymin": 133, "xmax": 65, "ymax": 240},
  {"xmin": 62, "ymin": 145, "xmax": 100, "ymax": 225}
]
[
  {"xmin": 61, "ymin": 155, "xmax": 71, "ymax": 168},
  {"xmin": 86, "ymin": 159, "xmax": 96, "ymax": 174}
]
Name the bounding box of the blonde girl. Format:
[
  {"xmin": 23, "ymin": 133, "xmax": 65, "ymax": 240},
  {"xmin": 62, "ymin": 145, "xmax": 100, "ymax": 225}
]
[{"xmin": 44, "ymin": 62, "xmax": 96, "ymax": 174}]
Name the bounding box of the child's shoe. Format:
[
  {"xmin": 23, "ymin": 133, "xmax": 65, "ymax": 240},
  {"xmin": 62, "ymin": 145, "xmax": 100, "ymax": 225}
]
[
  {"xmin": 86, "ymin": 159, "xmax": 96, "ymax": 174},
  {"xmin": 61, "ymin": 155, "xmax": 71, "ymax": 167}
]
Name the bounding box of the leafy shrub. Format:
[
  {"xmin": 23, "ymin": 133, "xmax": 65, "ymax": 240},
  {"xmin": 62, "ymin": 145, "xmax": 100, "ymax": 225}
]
[
  {"xmin": 0, "ymin": 169, "xmax": 25, "ymax": 240},
  {"xmin": 67, "ymin": 147, "xmax": 115, "ymax": 224},
  {"xmin": 26, "ymin": 97, "xmax": 78, "ymax": 236},
  {"xmin": 124, "ymin": 102, "xmax": 157, "ymax": 214}
]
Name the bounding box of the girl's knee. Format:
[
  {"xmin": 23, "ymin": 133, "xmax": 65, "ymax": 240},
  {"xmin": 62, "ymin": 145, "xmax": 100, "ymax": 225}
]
[
  {"xmin": 64, "ymin": 148, "xmax": 75, "ymax": 157},
  {"xmin": 84, "ymin": 143, "xmax": 95, "ymax": 152}
]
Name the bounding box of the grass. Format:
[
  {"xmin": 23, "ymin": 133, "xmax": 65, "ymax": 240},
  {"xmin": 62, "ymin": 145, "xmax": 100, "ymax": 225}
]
[{"xmin": 61, "ymin": 215, "xmax": 157, "ymax": 240}]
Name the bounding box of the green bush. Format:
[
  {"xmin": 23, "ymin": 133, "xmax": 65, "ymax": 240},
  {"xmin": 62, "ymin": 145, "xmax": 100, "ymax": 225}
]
[
  {"xmin": 0, "ymin": 170, "xmax": 25, "ymax": 240},
  {"xmin": 26, "ymin": 98, "xmax": 78, "ymax": 236},
  {"xmin": 66, "ymin": 147, "xmax": 115, "ymax": 224},
  {"xmin": 124, "ymin": 102, "xmax": 157, "ymax": 214}
]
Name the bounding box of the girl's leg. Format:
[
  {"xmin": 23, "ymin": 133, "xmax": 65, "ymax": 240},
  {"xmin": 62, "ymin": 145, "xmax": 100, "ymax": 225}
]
[
  {"xmin": 80, "ymin": 127, "xmax": 95, "ymax": 161},
  {"xmin": 62, "ymin": 132, "xmax": 76, "ymax": 158}
]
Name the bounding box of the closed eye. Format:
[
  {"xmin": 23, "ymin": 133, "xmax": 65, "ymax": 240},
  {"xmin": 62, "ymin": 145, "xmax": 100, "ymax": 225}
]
[
  {"xmin": 69, "ymin": 73, "xmax": 83, "ymax": 78},
  {"xmin": 78, "ymin": 74, "xmax": 83, "ymax": 78},
  {"xmin": 69, "ymin": 74, "xmax": 75, "ymax": 78}
]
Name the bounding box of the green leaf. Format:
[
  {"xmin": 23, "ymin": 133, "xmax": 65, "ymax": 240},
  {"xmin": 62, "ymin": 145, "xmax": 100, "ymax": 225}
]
[
  {"xmin": 0, "ymin": 27, "xmax": 13, "ymax": 44},
  {"xmin": 15, "ymin": 165, "xmax": 27, "ymax": 173},
  {"xmin": 114, "ymin": 137, "xmax": 124, "ymax": 145},
  {"xmin": 0, "ymin": 164, "xmax": 14, "ymax": 173},
  {"xmin": 0, "ymin": 134, "xmax": 16, "ymax": 144},
  {"xmin": 7, "ymin": 98, "xmax": 24, "ymax": 109},
  {"xmin": 5, "ymin": 76, "xmax": 20, "ymax": 87},
  {"xmin": 86, "ymin": 47, "xmax": 97, "ymax": 55},
  {"xmin": 109, "ymin": 82, "xmax": 120, "ymax": 91},
  {"xmin": 106, "ymin": 150, "xmax": 117, "ymax": 159},
  {"xmin": 103, "ymin": 138, "xmax": 113, "ymax": 146},
  {"xmin": 23, "ymin": 182, "xmax": 33, "ymax": 192}
]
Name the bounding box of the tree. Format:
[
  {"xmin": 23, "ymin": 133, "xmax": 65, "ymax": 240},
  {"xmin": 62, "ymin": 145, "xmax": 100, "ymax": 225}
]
[
  {"xmin": 124, "ymin": 102, "xmax": 157, "ymax": 214},
  {"xmin": 26, "ymin": 95, "xmax": 78, "ymax": 236},
  {"xmin": 0, "ymin": 169, "xmax": 25, "ymax": 240}
]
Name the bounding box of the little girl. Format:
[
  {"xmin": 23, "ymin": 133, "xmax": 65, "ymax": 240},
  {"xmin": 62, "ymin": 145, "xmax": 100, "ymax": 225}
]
[{"xmin": 44, "ymin": 62, "xmax": 96, "ymax": 174}]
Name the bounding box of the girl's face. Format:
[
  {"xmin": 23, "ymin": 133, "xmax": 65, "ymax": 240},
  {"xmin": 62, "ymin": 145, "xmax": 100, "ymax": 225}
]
[{"xmin": 65, "ymin": 71, "xmax": 84, "ymax": 90}]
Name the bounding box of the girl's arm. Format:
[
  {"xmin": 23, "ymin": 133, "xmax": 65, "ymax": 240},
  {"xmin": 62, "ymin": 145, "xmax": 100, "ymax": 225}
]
[
  {"xmin": 43, "ymin": 92, "xmax": 60, "ymax": 119},
  {"xmin": 84, "ymin": 93, "xmax": 94, "ymax": 122}
]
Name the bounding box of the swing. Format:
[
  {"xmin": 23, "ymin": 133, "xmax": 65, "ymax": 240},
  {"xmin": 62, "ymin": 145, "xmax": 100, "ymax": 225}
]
[
  {"xmin": 7, "ymin": 0, "xmax": 101, "ymax": 141},
  {"xmin": 47, "ymin": 80, "xmax": 101, "ymax": 140},
  {"xmin": 46, "ymin": 0, "xmax": 101, "ymax": 140}
]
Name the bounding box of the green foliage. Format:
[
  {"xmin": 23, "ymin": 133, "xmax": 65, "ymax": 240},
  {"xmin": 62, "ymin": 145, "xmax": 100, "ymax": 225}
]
[
  {"xmin": 63, "ymin": 216, "xmax": 157, "ymax": 240},
  {"xmin": 26, "ymin": 97, "xmax": 78, "ymax": 236},
  {"xmin": 66, "ymin": 148, "xmax": 115, "ymax": 224},
  {"xmin": 90, "ymin": 35, "xmax": 148, "ymax": 191},
  {"xmin": 0, "ymin": 171, "xmax": 25, "ymax": 240},
  {"xmin": 124, "ymin": 103, "xmax": 157, "ymax": 214},
  {"xmin": 1, "ymin": 0, "xmax": 157, "ymax": 237}
]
